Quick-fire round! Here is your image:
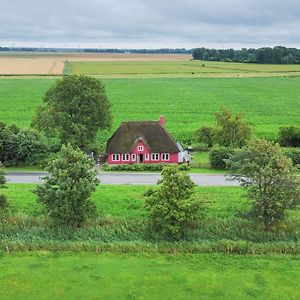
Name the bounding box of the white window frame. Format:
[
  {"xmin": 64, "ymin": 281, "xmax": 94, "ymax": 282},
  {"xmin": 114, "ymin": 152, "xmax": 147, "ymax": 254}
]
[
  {"xmin": 162, "ymin": 153, "xmax": 170, "ymax": 161},
  {"xmin": 145, "ymin": 153, "xmax": 150, "ymax": 161},
  {"xmin": 112, "ymin": 154, "xmax": 120, "ymax": 161},
  {"xmin": 122, "ymin": 154, "xmax": 130, "ymax": 161},
  {"xmin": 137, "ymin": 146, "xmax": 144, "ymax": 151},
  {"xmin": 131, "ymin": 154, "xmax": 137, "ymax": 161},
  {"xmin": 151, "ymin": 153, "xmax": 159, "ymax": 161}
]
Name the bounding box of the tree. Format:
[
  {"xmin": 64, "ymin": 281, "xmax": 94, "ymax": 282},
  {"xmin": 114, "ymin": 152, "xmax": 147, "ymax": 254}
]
[
  {"xmin": 35, "ymin": 144, "xmax": 98, "ymax": 227},
  {"xmin": 32, "ymin": 75, "xmax": 112, "ymax": 149},
  {"xmin": 144, "ymin": 165, "xmax": 202, "ymax": 239},
  {"xmin": 0, "ymin": 162, "xmax": 8, "ymax": 210},
  {"xmin": 214, "ymin": 108, "xmax": 251, "ymax": 148},
  {"xmin": 227, "ymin": 139, "xmax": 300, "ymax": 230},
  {"xmin": 195, "ymin": 125, "xmax": 215, "ymax": 148}
]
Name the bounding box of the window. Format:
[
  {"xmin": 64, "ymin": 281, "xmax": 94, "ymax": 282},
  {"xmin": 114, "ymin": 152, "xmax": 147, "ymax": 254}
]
[
  {"xmin": 122, "ymin": 154, "xmax": 130, "ymax": 161},
  {"xmin": 151, "ymin": 153, "xmax": 159, "ymax": 161},
  {"xmin": 131, "ymin": 154, "xmax": 137, "ymax": 161},
  {"xmin": 112, "ymin": 154, "xmax": 120, "ymax": 161},
  {"xmin": 162, "ymin": 153, "xmax": 170, "ymax": 161},
  {"xmin": 145, "ymin": 153, "xmax": 149, "ymax": 161},
  {"xmin": 137, "ymin": 146, "xmax": 144, "ymax": 151}
]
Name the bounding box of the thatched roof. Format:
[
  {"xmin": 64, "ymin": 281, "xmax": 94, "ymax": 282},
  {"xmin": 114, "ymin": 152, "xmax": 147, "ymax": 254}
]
[{"xmin": 106, "ymin": 121, "xmax": 179, "ymax": 154}]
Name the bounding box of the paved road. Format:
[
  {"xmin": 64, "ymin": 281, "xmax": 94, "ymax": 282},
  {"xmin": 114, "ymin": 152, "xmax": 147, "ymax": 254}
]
[{"xmin": 6, "ymin": 172, "xmax": 239, "ymax": 186}]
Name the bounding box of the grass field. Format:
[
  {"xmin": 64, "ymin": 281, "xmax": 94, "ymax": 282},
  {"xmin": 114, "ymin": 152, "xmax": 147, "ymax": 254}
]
[
  {"xmin": 1, "ymin": 76, "xmax": 300, "ymax": 142},
  {"xmin": 4, "ymin": 184, "xmax": 246, "ymax": 218},
  {"xmin": 1, "ymin": 252, "xmax": 299, "ymax": 300},
  {"xmin": 66, "ymin": 60, "xmax": 300, "ymax": 77}
]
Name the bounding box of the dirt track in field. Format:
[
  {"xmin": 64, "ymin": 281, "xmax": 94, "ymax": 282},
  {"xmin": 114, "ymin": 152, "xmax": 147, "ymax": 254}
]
[{"xmin": 0, "ymin": 53, "xmax": 192, "ymax": 75}]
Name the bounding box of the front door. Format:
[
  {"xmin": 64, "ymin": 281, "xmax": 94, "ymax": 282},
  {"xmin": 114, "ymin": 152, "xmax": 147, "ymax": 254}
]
[{"xmin": 139, "ymin": 154, "xmax": 144, "ymax": 163}]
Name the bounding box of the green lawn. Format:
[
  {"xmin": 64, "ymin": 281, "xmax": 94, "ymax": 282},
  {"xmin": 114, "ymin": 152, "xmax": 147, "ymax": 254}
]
[
  {"xmin": 0, "ymin": 252, "xmax": 299, "ymax": 300},
  {"xmin": 1, "ymin": 77, "xmax": 300, "ymax": 142},
  {"xmin": 4, "ymin": 184, "xmax": 246, "ymax": 218}
]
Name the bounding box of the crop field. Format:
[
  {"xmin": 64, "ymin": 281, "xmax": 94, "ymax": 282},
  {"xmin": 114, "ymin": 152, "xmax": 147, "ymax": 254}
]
[
  {"xmin": 66, "ymin": 59, "xmax": 300, "ymax": 77},
  {"xmin": 1, "ymin": 76, "xmax": 300, "ymax": 141},
  {"xmin": 1, "ymin": 252, "xmax": 299, "ymax": 300}
]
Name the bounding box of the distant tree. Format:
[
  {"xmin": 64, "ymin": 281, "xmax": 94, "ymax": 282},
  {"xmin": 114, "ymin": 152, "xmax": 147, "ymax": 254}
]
[
  {"xmin": 0, "ymin": 162, "xmax": 8, "ymax": 210},
  {"xmin": 35, "ymin": 144, "xmax": 98, "ymax": 227},
  {"xmin": 214, "ymin": 108, "xmax": 251, "ymax": 148},
  {"xmin": 144, "ymin": 165, "xmax": 202, "ymax": 239},
  {"xmin": 227, "ymin": 139, "xmax": 300, "ymax": 230},
  {"xmin": 195, "ymin": 125, "xmax": 215, "ymax": 147},
  {"xmin": 32, "ymin": 75, "xmax": 112, "ymax": 149},
  {"xmin": 279, "ymin": 126, "xmax": 300, "ymax": 147}
]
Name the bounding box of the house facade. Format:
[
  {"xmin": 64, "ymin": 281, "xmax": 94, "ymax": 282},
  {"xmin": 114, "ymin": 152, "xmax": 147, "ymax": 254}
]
[{"xmin": 106, "ymin": 116, "xmax": 180, "ymax": 165}]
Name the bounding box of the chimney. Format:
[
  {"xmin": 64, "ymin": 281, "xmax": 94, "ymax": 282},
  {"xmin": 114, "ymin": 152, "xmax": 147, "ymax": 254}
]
[{"xmin": 159, "ymin": 115, "xmax": 165, "ymax": 127}]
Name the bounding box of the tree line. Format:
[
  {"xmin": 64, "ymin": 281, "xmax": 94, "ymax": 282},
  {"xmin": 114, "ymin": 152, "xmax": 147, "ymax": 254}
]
[{"xmin": 192, "ymin": 46, "xmax": 300, "ymax": 64}]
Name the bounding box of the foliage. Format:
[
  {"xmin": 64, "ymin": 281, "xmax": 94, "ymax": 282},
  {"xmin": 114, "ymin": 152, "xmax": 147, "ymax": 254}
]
[
  {"xmin": 32, "ymin": 75, "xmax": 112, "ymax": 149},
  {"xmin": 209, "ymin": 147, "xmax": 235, "ymax": 169},
  {"xmin": 144, "ymin": 165, "xmax": 202, "ymax": 239},
  {"xmin": 214, "ymin": 108, "xmax": 252, "ymax": 148},
  {"xmin": 192, "ymin": 46, "xmax": 300, "ymax": 64},
  {"xmin": 103, "ymin": 162, "xmax": 190, "ymax": 172},
  {"xmin": 279, "ymin": 126, "xmax": 300, "ymax": 147},
  {"xmin": 35, "ymin": 144, "xmax": 98, "ymax": 227},
  {"xmin": 195, "ymin": 125, "xmax": 215, "ymax": 148},
  {"xmin": 284, "ymin": 148, "xmax": 300, "ymax": 168},
  {"xmin": 0, "ymin": 122, "xmax": 47, "ymax": 166},
  {"xmin": 0, "ymin": 163, "xmax": 8, "ymax": 211},
  {"xmin": 227, "ymin": 139, "xmax": 300, "ymax": 230}
]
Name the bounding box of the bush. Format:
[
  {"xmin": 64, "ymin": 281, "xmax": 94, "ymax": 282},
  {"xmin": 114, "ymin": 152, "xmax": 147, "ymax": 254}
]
[
  {"xmin": 279, "ymin": 126, "xmax": 300, "ymax": 147},
  {"xmin": 195, "ymin": 126, "xmax": 215, "ymax": 148},
  {"xmin": 144, "ymin": 165, "xmax": 202, "ymax": 239},
  {"xmin": 103, "ymin": 163, "xmax": 190, "ymax": 172},
  {"xmin": 0, "ymin": 194, "xmax": 9, "ymax": 211},
  {"xmin": 209, "ymin": 147, "xmax": 235, "ymax": 169},
  {"xmin": 284, "ymin": 148, "xmax": 300, "ymax": 168}
]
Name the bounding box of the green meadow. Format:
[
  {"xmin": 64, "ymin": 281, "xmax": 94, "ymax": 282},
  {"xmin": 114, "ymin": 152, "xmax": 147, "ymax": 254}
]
[
  {"xmin": 1, "ymin": 76, "xmax": 300, "ymax": 142},
  {"xmin": 1, "ymin": 252, "xmax": 299, "ymax": 300},
  {"xmin": 66, "ymin": 60, "xmax": 300, "ymax": 77}
]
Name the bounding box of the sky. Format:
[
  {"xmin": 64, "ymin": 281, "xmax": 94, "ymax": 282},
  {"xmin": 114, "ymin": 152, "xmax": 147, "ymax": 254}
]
[{"xmin": 1, "ymin": 0, "xmax": 300, "ymax": 49}]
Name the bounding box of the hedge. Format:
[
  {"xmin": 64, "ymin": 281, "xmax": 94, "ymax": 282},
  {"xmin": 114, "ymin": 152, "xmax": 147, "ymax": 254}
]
[
  {"xmin": 209, "ymin": 147, "xmax": 235, "ymax": 170},
  {"xmin": 103, "ymin": 163, "xmax": 190, "ymax": 172}
]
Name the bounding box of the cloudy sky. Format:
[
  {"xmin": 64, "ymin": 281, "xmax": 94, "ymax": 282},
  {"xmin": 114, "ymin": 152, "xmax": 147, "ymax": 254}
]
[{"xmin": 1, "ymin": 0, "xmax": 300, "ymax": 49}]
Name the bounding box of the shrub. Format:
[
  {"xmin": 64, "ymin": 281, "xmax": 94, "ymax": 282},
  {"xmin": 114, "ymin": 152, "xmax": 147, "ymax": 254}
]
[
  {"xmin": 0, "ymin": 194, "xmax": 9, "ymax": 211},
  {"xmin": 35, "ymin": 144, "xmax": 98, "ymax": 228},
  {"xmin": 279, "ymin": 126, "xmax": 300, "ymax": 147},
  {"xmin": 103, "ymin": 163, "xmax": 190, "ymax": 172},
  {"xmin": 284, "ymin": 148, "xmax": 300, "ymax": 168},
  {"xmin": 209, "ymin": 147, "xmax": 234, "ymax": 169},
  {"xmin": 144, "ymin": 165, "xmax": 202, "ymax": 239},
  {"xmin": 195, "ymin": 126, "xmax": 215, "ymax": 148}
]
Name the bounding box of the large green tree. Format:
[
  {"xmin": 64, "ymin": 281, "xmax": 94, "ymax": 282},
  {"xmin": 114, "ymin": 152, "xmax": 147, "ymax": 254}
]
[
  {"xmin": 144, "ymin": 165, "xmax": 202, "ymax": 239},
  {"xmin": 32, "ymin": 75, "xmax": 112, "ymax": 149},
  {"xmin": 35, "ymin": 144, "xmax": 98, "ymax": 227},
  {"xmin": 227, "ymin": 139, "xmax": 300, "ymax": 230}
]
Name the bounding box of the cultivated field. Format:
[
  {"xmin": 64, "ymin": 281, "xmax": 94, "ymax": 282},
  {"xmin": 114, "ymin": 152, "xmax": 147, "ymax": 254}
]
[
  {"xmin": 66, "ymin": 59, "xmax": 300, "ymax": 77},
  {"xmin": 2, "ymin": 52, "xmax": 300, "ymax": 77},
  {"xmin": 1, "ymin": 77, "xmax": 299, "ymax": 142},
  {"xmin": 0, "ymin": 52, "xmax": 191, "ymax": 75}
]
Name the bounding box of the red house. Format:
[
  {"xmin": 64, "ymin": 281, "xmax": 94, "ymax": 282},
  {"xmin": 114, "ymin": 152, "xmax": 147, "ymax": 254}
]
[{"xmin": 106, "ymin": 116, "xmax": 179, "ymax": 165}]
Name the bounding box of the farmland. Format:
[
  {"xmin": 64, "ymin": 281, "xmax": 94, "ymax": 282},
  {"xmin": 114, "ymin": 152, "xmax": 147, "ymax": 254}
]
[
  {"xmin": 66, "ymin": 59, "xmax": 300, "ymax": 77},
  {"xmin": 1, "ymin": 76, "xmax": 300, "ymax": 142},
  {"xmin": 1, "ymin": 253, "xmax": 299, "ymax": 300}
]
